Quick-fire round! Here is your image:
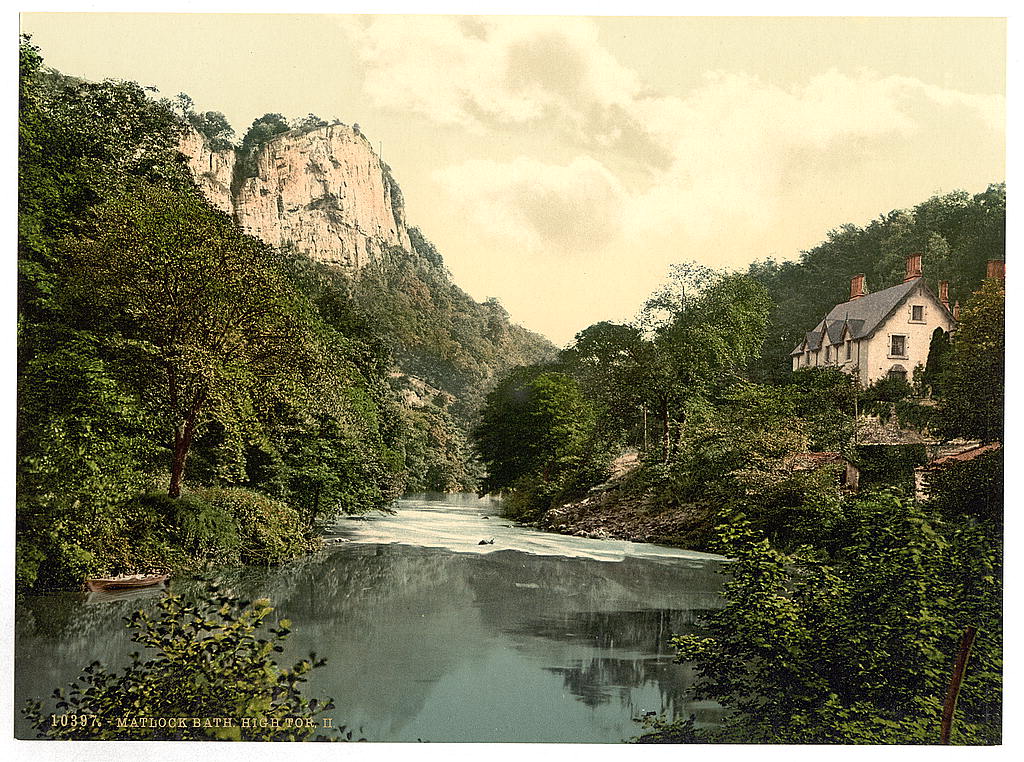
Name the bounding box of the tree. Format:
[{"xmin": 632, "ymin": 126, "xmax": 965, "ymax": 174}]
[
  {"xmin": 473, "ymin": 369, "xmax": 598, "ymax": 497},
  {"xmin": 940, "ymin": 277, "xmax": 1004, "ymax": 442},
  {"xmin": 65, "ymin": 183, "xmax": 314, "ymax": 497},
  {"xmin": 291, "ymin": 113, "xmax": 328, "ymax": 132},
  {"xmin": 17, "ymin": 37, "xmax": 407, "ymax": 591},
  {"xmin": 189, "ymin": 110, "xmax": 235, "ymax": 150},
  {"xmin": 561, "ymin": 321, "xmax": 654, "ymax": 449},
  {"xmin": 241, "ymin": 112, "xmax": 290, "ymax": 154},
  {"xmin": 922, "ymin": 326, "xmax": 951, "ymax": 397},
  {"xmin": 640, "ymin": 267, "xmax": 772, "ymax": 459},
  {"xmin": 562, "ymin": 268, "xmax": 772, "ymax": 463},
  {"xmin": 172, "ymin": 91, "xmax": 194, "ymax": 118}
]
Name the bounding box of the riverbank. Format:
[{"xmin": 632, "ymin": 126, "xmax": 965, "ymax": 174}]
[
  {"xmin": 16, "ymin": 486, "xmax": 320, "ymax": 594},
  {"xmin": 529, "ymin": 466, "xmax": 717, "ymax": 551}
]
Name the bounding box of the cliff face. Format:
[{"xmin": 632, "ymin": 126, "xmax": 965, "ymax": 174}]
[
  {"xmin": 180, "ymin": 128, "xmax": 235, "ymax": 214},
  {"xmin": 180, "ymin": 124, "xmax": 411, "ymax": 269}
]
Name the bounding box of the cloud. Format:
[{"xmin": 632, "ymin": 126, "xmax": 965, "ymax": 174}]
[
  {"xmin": 433, "ymin": 155, "xmax": 625, "ymax": 255},
  {"xmin": 341, "ymin": 16, "xmax": 1004, "ymax": 344},
  {"xmin": 429, "ymin": 63, "xmax": 1003, "ymax": 261},
  {"xmin": 346, "ymin": 16, "xmax": 643, "ymax": 144}
]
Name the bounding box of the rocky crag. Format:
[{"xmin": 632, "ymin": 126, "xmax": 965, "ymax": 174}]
[{"xmin": 180, "ymin": 123, "xmax": 411, "ymax": 270}]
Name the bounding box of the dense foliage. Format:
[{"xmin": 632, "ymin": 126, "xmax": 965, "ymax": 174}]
[
  {"xmin": 355, "ymin": 231, "xmax": 556, "ymax": 421},
  {"xmin": 185, "ymin": 108, "xmax": 234, "ymax": 151},
  {"xmin": 17, "ymin": 34, "xmax": 1004, "ymax": 745},
  {"xmin": 474, "ymin": 368, "xmax": 604, "ymax": 518},
  {"xmin": 628, "ymin": 203, "xmax": 1002, "ymax": 744},
  {"xmin": 240, "ymin": 112, "xmax": 290, "ymax": 155},
  {"xmin": 473, "ymin": 265, "xmax": 773, "ymax": 517},
  {"xmin": 468, "ymin": 168, "xmax": 1003, "ymax": 744},
  {"xmin": 923, "ymin": 449, "xmax": 1003, "ymax": 526},
  {"xmin": 349, "ymin": 229, "xmax": 557, "ymax": 492},
  {"xmin": 23, "ymin": 587, "xmax": 349, "ymax": 741},
  {"xmin": 651, "ymin": 491, "xmax": 1001, "ymax": 744},
  {"xmin": 939, "ymin": 277, "xmax": 1005, "ymax": 442},
  {"xmin": 631, "ymin": 371, "xmax": 857, "ymax": 545}
]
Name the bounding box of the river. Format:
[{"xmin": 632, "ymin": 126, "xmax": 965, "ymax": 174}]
[{"xmin": 15, "ymin": 493, "xmax": 727, "ymax": 743}]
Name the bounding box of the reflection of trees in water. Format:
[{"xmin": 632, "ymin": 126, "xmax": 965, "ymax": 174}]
[
  {"xmin": 525, "ymin": 608, "xmax": 726, "ymax": 725},
  {"xmin": 516, "ymin": 608, "xmax": 711, "ymax": 653},
  {"xmin": 243, "ymin": 545, "xmax": 479, "ymax": 738},
  {"xmin": 463, "ymin": 552, "xmax": 724, "ymax": 635},
  {"xmin": 461, "ymin": 555, "xmax": 726, "ymax": 724},
  {"xmin": 17, "ymin": 546, "xmax": 477, "ymax": 741},
  {"xmin": 546, "ymin": 656, "xmax": 723, "ymax": 726}
]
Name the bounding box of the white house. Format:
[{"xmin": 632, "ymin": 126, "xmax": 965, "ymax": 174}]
[{"xmin": 790, "ymin": 254, "xmax": 957, "ymax": 386}]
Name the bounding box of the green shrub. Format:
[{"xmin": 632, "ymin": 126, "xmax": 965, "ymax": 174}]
[
  {"xmin": 194, "ymin": 487, "xmax": 315, "ymax": 565},
  {"xmin": 127, "ymin": 492, "xmax": 241, "ymax": 563},
  {"xmin": 861, "ymin": 376, "xmax": 914, "ymax": 411},
  {"xmin": 23, "ymin": 586, "xmax": 350, "ymax": 741},
  {"xmin": 925, "ymin": 450, "xmax": 1003, "ymax": 524},
  {"xmin": 854, "ymin": 444, "xmax": 927, "ymax": 492},
  {"xmin": 16, "ymin": 529, "xmax": 98, "ymax": 591}
]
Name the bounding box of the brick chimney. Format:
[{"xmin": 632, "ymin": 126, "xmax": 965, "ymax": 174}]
[
  {"xmin": 939, "ymin": 280, "xmax": 949, "ymax": 309},
  {"xmin": 986, "ymin": 259, "xmax": 1005, "ymax": 280},
  {"xmin": 850, "ymin": 273, "xmax": 866, "ymax": 300},
  {"xmin": 904, "ymin": 253, "xmax": 923, "ymax": 282}
]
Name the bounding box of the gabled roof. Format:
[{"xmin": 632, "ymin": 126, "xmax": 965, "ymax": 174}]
[
  {"xmin": 823, "ymin": 278, "xmax": 921, "ymax": 339},
  {"xmin": 790, "ymin": 277, "xmax": 952, "ymax": 355},
  {"xmin": 824, "ymin": 320, "xmax": 846, "ymax": 345},
  {"xmin": 844, "ymin": 318, "xmax": 865, "ymax": 338},
  {"xmin": 805, "ymin": 328, "xmax": 823, "ymax": 351}
]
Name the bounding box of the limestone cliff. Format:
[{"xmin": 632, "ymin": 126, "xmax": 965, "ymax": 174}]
[
  {"xmin": 180, "ymin": 124, "xmax": 411, "ymax": 269},
  {"xmin": 179, "ymin": 128, "xmax": 235, "ymax": 215}
]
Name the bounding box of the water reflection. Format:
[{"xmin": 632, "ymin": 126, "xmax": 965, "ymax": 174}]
[{"xmin": 16, "ymin": 494, "xmax": 727, "ymax": 742}]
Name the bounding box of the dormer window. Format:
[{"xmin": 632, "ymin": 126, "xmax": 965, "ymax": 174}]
[
  {"xmin": 825, "ymin": 346, "xmax": 831, "ymax": 362},
  {"xmin": 846, "ymin": 341, "xmax": 851, "ymax": 361},
  {"xmin": 910, "ymin": 305, "xmax": 924, "ymax": 322}
]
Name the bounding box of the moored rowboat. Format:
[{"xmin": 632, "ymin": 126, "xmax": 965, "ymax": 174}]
[{"xmin": 84, "ymin": 573, "xmax": 170, "ymax": 592}]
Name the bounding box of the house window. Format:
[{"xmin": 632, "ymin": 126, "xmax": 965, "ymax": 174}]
[
  {"xmin": 846, "ymin": 341, "xmax": 851, "ymax": 361},
  {"xmin": 825, "ymin": 346, "xmax": 831, "ymax": 362},
  {"xmin": 888, "ymin": 366, "xmax": 908, "ymax": 383},
  {"xmin": 911, "ymin": 305, "xmax": 924, "ymax": 322},
  {"xmin": 890, "ymin": 335, "xmax": 907, "ymax": 357}
]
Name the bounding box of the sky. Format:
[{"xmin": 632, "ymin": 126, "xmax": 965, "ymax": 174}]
[{"xmin": 18, "ymin": 13, "xmax": 1006, "ymax": 347}]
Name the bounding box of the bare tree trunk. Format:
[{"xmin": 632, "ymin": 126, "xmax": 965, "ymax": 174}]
[
  {"xmin": 940, "ymin": 625, "xmax": 978, "ymax": 744},
  {"xmin": 168, "ymin": 408, "xmax": 200, "ymax": 498},
  {"xmin": 311, "ymin": 485, "xmax": 321, "ymax": 525},
  {"xmin": 660, "ymin": 399, "xmax": 671, "ymax": 463}
]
